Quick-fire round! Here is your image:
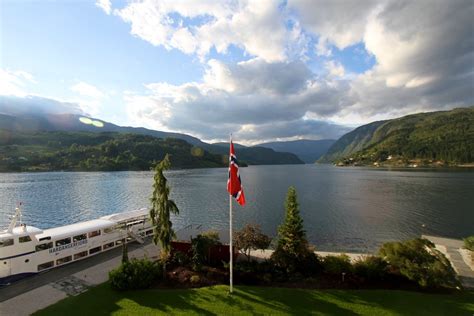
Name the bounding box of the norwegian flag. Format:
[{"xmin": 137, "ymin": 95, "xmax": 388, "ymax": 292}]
[{"xmin": 227, "ymin": 140, "xmax": 246, "ymax": 206}]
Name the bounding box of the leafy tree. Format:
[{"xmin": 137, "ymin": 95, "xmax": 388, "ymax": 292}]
[
  {"xmin": 234, "ymin": 224, "xmax": 271, "ymax": 262},
  {"xmin": 271, "ymin": 186, "xmax": 316, "ymax": 273},
  {"xmin": 379, "ymin": 238, "xmax": 460, "ymax": 289},
  {"xmin": 150, "ymin": 154, "xmax": 179, "ymax": 275}
]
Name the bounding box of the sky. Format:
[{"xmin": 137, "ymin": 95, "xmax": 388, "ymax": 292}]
[{"xmin": 0, "ymin": 0, "xmax": 473, "ymax": 145}]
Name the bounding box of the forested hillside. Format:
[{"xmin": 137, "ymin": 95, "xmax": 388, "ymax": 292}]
[
  {"xmin": 319, "ymin": 107, "xmax": 474, "ymax": 166},
  {"xmin": 0, "ymin": 132, "xmax": 226, "ymax": 172}
]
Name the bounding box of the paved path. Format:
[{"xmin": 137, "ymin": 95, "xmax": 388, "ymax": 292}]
[
  {"xmin": 0, "ymin": 241, "xmax": 160, "ymax": 316},
  {"xmin": 423, "ymin": 235, "xmax": 474, "ymax": 289}
]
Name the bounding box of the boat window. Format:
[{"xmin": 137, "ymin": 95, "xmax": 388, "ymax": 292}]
[
  {"xmin": 146, "ymin": 229, "xmax": 153, "ymax": 236},
  {"xmin": 39, "ymin": 236, "xmax": 51, "ymax": 241},
  {"xmin": 115, "ymin": 239, "xmax": 123, "ymax": 246},
  {"xmin": 37, "ymin": 261, "xmax": 54, "ymax": 271},
  {"xmin": 0, "ymin": 239, "xmax": 14, "ymax": 247},
  {"xmin": 19, "ymin": 236, "xmax": 32, "ymax": 243},
  {"xmin": 56, "ymin": 256, "xmax": 72, "ymax": 265},
  {"xmin": 89, "ymin": 246, "xmax": 101, "ymax": 255},
  {"xmin": 35, "ymin": 242, "xmax": 53, "ymax": 252},
  {"xmin": 104, "ymin": 227, "xmax": 116, "ymax": 234},
  {"xmin": 73, "ymin": 234, "xmax": 87, "ymax": 242},
  {"xmin": 56, "ymin": 237, "xmax": 71, "ymax": 247},
  {"xmin": 74, "ymin": 251, "xmax": 88, "ymax": 260},
  {"xmin": 88, "ymin": 230, "xmax": 101, "ymax": 238},
  {"xmin": 103, "ymin": 242, "xmax": 115, "ymax": 250}
]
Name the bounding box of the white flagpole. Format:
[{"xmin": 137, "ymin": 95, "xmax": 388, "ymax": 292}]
[{"xmin": 229, "ymin": 134, "xmax": 233, "ymax": 294}]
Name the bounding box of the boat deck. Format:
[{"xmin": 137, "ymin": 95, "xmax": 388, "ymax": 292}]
[{"xmin": 0, "ymin": 240, "xmax": 160, "ymax": 315}]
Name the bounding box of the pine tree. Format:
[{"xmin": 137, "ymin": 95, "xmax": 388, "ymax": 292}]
[
  {"xmin": 271, "ymin": 186, "xmax": 313, "ymax": 272},
  {"xmin": 150, "ymin": 154, "xmax": 179, "ymax": 267}
]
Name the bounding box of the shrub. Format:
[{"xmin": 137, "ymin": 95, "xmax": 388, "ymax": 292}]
[
  {"xmin": 379, "ymin": 238, "xmax": 460, "ymax": 289},
  {"xmin": 191, "ymin": 231, "xmax": 221, "ymax": 270},
  {"xmin": 353, "ymin": 256, "xmax": 388, "ymax": 281},
  {"xmin": 190, "ymin": 275, "xmax": 201, "ymax": 284},
  {"xmin": 464, "ymin": 236, "xmax": 474, "ymax": 251},
  {"xmin": 322, "ymin": 254, "xmax": 353, "ymax": 276},
  {"xmin": 234, "ymin": 224, "xmax": 272, "ymax": 262},
  {"xmin": 109, "ymin": 258, "xmax": 162, "ymax": 290},
  {"xmin": 169, "ymin": 250, "xmax": 190, "ymax": 267}
]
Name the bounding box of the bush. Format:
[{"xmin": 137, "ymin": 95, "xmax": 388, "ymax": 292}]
[
  {"xmin": 109, "ymin": 258, "xmax": 162, "ymax": 290},
  {"xmin": 464, "ymin": 236, "xmax": 474, "ymax": 251},
  {"xmin": 322, "ymin": 254, "xmax": 353, "ymax": 276},
  {"xmin": 379, "ymin": 238, "xmax": 460, "ymax": 289},
  {"xmin": 353, "ymin": 256, "xmax": 388, "ymax": 281},
  {"xmin": 169, "ymin": 250, "xmax": 190, "ymax": 267},
  {"xmin": 191, "ymin": 231, "xmax": 221, "ymax": 270},
  {"xmin": 190, "ymin": 275, "xmax": 201, "ymax": 284}
]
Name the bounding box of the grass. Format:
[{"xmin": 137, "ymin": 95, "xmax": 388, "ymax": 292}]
[{"xmin": 34, "ymin": 283, "xmax": 474, "ymax": 316}]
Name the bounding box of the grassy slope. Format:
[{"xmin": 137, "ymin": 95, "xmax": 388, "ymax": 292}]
[{"xmin": 35, "ymin": 284, "xmax": 474, "ymax": 316}]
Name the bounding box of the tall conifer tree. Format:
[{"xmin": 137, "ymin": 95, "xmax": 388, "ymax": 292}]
[{"xmin": 150, "ymin": 154, "xmax": 179, "ymax": 265}]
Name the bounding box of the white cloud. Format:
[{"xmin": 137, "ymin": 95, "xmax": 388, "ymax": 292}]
[
  {"xmin": 95, "ymin": 0, "xmax": 112, "ymax": 15},
  {"xmin": 70, "ymin": 82, "xmax": 105, "ymax": 99},
  {"xmin": 115, "ymin": 0, "xmax": 295, "ymax": 62},
  {"xmin": 325, "ymin": 60, "xmax": 345, "ymax": 78},
  {"xmin": 288, "ymin": 0, "xmax": 378, "ymax": 50},
  {"xmin": 0, "ymin": 69, "xmax": 36, "ymax": 97},
  {"xmin": 124, "ymin": 59, "xmax": 351, "ymax": 141}
]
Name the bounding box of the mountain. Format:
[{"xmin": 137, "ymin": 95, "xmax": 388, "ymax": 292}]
[
  {"xmin": 319, "ymin": 107, "xmax": 474, "ymax": 166},
  {"xmin": 208, "ymin": 142, "xmax": 303, "ymax": 165},
  {"xmin": 0, "ymin": 111, "xmax": 303, "ymax": 166},
  {"xmin": 319, "ymin": 121, "xmax": 387, "ymax": 163},
  {"xmin": 0, "ymin": 131, "xmax": 226, "ymax": 172},
  {"xmin": 0, "ymin": 112, "xmax": 208, "ymax": 147},
  {"xmin": 256, "ymin": 139, "xmax": 336, "ymax": 163}
]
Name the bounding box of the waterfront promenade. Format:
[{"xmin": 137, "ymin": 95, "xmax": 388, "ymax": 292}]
[{"xmin": 423, "ymin": 235, "xmax": 474, "ymax": 289}]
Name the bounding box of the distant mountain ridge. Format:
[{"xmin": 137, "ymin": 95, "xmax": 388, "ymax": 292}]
[
  {"xmin": 256, "ymin": 139, "xmax": 336, "ymax": 163},
  {"xmin": 0, "ymin": 111, "xmax": 303, "ymax": 166},
  {"xmin": 319, "ymin": 107, "xmax": 474, "ymax": 165}
]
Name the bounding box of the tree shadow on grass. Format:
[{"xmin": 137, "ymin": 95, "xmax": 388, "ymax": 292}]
[
  {"xmin": 314, "ymin": 289, "xmax": 474, "ymax": 316},
  {"xmin": 35, "ymin": 284, "xmax": 474, "ymax": 316},
  {"xmin": 237, "ymin": 286, "xmax": 359, "ymax": 315},
  {"xmin": 116, "ymin": 285, "xmax": 360, "ymax": 315}
]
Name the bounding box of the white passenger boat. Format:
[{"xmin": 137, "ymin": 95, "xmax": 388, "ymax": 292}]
[{"xmin": 0, "ymin": 205, "xmax": 154, "ymax": 285}]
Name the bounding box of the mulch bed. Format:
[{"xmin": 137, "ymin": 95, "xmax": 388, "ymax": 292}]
[{"xmin": 152, "ymin": 264, "xmax": 427, "ymax": 292}]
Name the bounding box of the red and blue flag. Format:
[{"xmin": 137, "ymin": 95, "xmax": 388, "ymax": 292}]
[{"xmin": 227, "ymin": 141, "xmax": 246, "ymax": 206}]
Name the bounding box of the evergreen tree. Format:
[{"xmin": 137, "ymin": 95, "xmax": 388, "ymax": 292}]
[
  {"xmin": 150, "ymin": 154, "xmax": 179, "ymax": 267},
  {"xmin": 271, "ymin": 186, "xmax": 315, "ymax": 273}
]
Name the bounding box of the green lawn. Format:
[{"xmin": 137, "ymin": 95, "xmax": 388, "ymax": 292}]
[{"xmin": 35, "ymin": 284, "xmax": 474, "ymax": 316}]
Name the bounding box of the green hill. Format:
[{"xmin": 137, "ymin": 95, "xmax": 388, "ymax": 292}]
[
  {"xmin": 0, "ymin": 131, "xmax": 226, "ymax": 172},
  {"xmin": 319, "ymin": 107, "xmax": 474, "ymax": 166}
]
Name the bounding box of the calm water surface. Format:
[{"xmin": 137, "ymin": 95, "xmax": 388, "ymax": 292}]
[{"xmin": 0, "ymin": 165, "xmax": 473, "ymax": 252}]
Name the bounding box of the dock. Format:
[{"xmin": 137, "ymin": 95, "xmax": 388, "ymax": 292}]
[{"xmin": 423, "ymin": 235, "xmax": 474, "ymax": 289}]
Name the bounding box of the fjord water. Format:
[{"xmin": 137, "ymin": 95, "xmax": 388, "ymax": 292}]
[{"xmin": 1, "ymin": 165, "xmax": 473, "ymax": 252}]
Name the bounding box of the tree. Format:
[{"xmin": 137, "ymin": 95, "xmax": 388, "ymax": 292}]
[
  {"xmin": 150, "ymin": 154, "xmax": 179, "ymax": 274},
  {"xmin": 271, "ymin": 186, "xmax": 316, "ymax": 273},
  {"xmin": 234, "ymin": 224, "xmax": 271, "ymax": 262},
  {"xmin": 379, "ymin": 238, "xmax": 460, "ymax": 289}
]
